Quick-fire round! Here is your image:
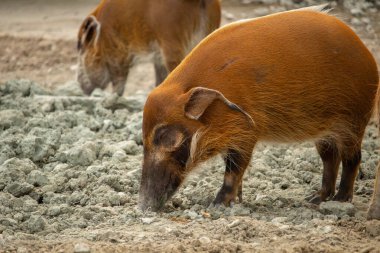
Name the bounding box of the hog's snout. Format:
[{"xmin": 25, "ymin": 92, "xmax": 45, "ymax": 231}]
[
  {"xmin": 139, "ymin": 162, "xmax": 183, "ymax": 212},
  {"xmin": 138, "ymin": 191, "xmax": 167, "ymax": 212}
]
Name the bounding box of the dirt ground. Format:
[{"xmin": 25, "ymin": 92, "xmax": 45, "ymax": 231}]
[{"xmin": 1, "ymin": 0, "xmax": 380, "ymax": 252}]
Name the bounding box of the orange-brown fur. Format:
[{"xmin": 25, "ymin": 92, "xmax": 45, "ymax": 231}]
[
  {"xmin": 77, "ymin": 0, "xmax": 221, "ymax": 96},
  {"xmin": 139, "ymin": 6, "xmax": 379, "ymax": 210}
]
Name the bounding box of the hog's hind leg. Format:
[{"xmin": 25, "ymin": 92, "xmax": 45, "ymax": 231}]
[
  {"xmin": 333, "ymin": 148, "xmax": 361, "ymax": 202},
  {"xmin": 307, "ymin": 138, "xmax": 341, "ymax": 204}
]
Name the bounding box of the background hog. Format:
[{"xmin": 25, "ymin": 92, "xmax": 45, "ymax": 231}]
[
  {"xmin": 139, "ymin": 6, "xmax": 379, "ymax": 211},
  {"xmin": 77, "ymin": 0, "xmax": 221, "ymax": 96}
]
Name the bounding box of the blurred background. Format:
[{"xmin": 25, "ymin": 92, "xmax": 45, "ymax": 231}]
[{"xmin": 0, "ymin": 0, "xmax": 379, "ymax": 94}]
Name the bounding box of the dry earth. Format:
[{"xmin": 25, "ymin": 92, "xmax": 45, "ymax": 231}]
[{"xmin": 0, "ymin": 0, "xmax": 380, "ymax": 252}]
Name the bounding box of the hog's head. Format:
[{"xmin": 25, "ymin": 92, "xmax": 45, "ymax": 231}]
[
  {"xmin": 139, "ymin": 86, "xmax": 254, "ymax": 211},
  {"xmin": 77, "ymin": 15, "xmax": 130, "ymax": 95},
  {"xmin": 77, "ymin": 15, "xmax": 109, "ymax": 95}
]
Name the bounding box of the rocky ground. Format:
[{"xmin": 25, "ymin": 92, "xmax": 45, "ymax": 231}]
[{"xmin": 1, "ymin": 0, "xmax": 380, "ymax": 252}]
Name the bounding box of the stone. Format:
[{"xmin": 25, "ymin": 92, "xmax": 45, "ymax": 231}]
[
  {"xmin": 228, "ymin": 219, "xmax": 241, "ymax": 228},
  {"xmin": 6, "ymin": 182, "xmax": 34, "ymax": 197},
  {"xmin": 91, "ymin": 88, "xmax": 107, "ymax": 97},
  {"xmin": 27, "ymin": 170, "xmax": 49, "ymax": 186},
  {"xmin": 185, "ymin": 210, "xmax": 198, "ymax": 220},
  {"xmin": 319, "ymin": 201, "xmax": 355, "ymax": 217},
  {"xmin": 123, "ymin": 140, "xmax": 139, "ymax": 155},
  {"xmin": 141, "ymin": 217, "xmax": 156, "ymax": 225},
  {"xmin": 26, "ymin": 215, "xmax": 46, "ymax": 233},
  {"xmin": 271, "ymin": 217, "xmax": 288, "ymax": 225},
  {"xmin": 65, "ymin": 142, "xmax": 97, "ymax": 166},
  {"xmin": 47, "ymin": 206, "xmax": 61, "ymax": 217},
  {"xmin": 230, "ymin": 205, "xmax": 251, "ymax": 216},
  {"xmin": 0, "ymin": 110, "xmax": 24, "ymax": 130},
  {"xmin": 74, "ymin": 242, "xmax": 91, "ymax": 253},
  {"xmin": 0, "ymin": 79, "xmax": 32, "ymax": 96},
  {"xmin": 198, "ymin": 236, "xmax": 211, "ymax": 245},
  {"xmin": 55, "ymin": 81, "xmax": 84, "ymax": 96},
  {"xmin": 0, "ymin": 218, "xmax": 18, "ymax": 227},
  {"xmin": 102, "ymin": 93, "xmax": 146, "ymax": 112}
]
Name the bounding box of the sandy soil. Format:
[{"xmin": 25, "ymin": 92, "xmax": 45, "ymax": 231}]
[{"xmin": 0, "ymin": 0, "xmax": 380, "ymax": 252}]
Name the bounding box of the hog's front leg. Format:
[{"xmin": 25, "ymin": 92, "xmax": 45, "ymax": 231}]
[{"xmin": 213, "ymin": 149, "xmax": 252, "ymax": 206}]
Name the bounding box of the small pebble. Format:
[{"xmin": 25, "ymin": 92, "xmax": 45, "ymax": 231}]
[
  {"xmin": 198, "ymin": 236, "xmax": 211, "ymax": 245},
  {"xmin": 141, "ymin": 217, "xmax": 156, "ymax": 225},
  {"xmin": 228, "ymin": 219, "xmax": 241, "ymax": 228},
  {"xmin": 74, "ymin": 242, "xmax": 91, "ymax": 253}
]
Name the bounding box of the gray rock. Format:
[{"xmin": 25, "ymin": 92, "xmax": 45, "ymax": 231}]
[
  {"xmin": 18, "ymin": 129, "xmax": 60, "ymax": 162},
  {"xmin": 47, "ymin": 206, "xmax": 61, "ymax": 217},
  {"xmin": 16, "ymin": 247, "xmax": 28, "ymax": 253},
  {"xmin": 55, "ymin": 80, "xmax": 84, "ymax": 96},
  {"xmin": 0, "ymin": 218, "xmax": 18, "ymax": 227},
  {"xmin": 102, "ymin": 93, "xmax": 146, "ymax": 112},
  {"xmin": 351, "ymin": 17, "xmax": 362, "ymax": 25},
  {"xmin": 228, "ymin": 219, "xmax": 241, "ymax": 228},
  {"xmin": 319, "ymin": 201, "xmax": 356, "ymax": 217},
  {"xmin": 74, "ymin": 242, "xmax": 91, "ymax": 253},
  {"xmin": 350, "ymin": 8, "xmax": 363, "ymax": 16},
  {"xmin": 123, "ymin": 140, "xmax": 139, "ymax": 155},
  {"xmin": 198, "ymin": 236, "xmax": 211, "ymax": 245},
  {"xmin": 111, "ymin": 150, "xmax": 127, "ymax": 162},
  {"xmin": 28, "ymin": 128, "xmax": 61, "ymax": 149},
  {"xmin": 26, "ymin": 215, "xmax": 46, "ymax": 233},
  {"xmin": 0, "ymin": 79, "xmax": 32, "ymax": 96},
  {"xmin": 1, "ymin": 158, "xmax": 37, "ymax": 177},
  {"xmin": 65, "ymin": 142, "xmax": 97, "ymax": 166},
  {"xmin": 98, "ymin": 144, "xmax": 120, "ymax": 159},
  {"xmin": 5, "ymin": 182, "xmax": 34, "ymax": 197},
  {"xmin": 0, "ymin": 110, "xmax": 24, "ymax": 130},
  {"xmin": 30, "ymin": 82, "xmax": 51, "ymax": 96},
  {"xmin": 68, "ymin": 191, "xmax": 89, "ymax": 206},
  {"xmin": 123, "ymin": 95, "xmax": 146, "ymax": 112},
  {"xmin": 185, "ymin": 210, "xmax": 199, "ymax": 220},
  {"xmin": 23, "ymin": 197, "xmax": 39, "ymax": 212},
  {"xmin": 230, "ymin": 205, "xmax": 251, "ymax": 216},
  {"xmin": 27, "ymin": 170, "xmax": 49, "ymax": 186},
  {"xmin": 141, "ymin": 217, "xmax": 156, "ymax": 224},
  {"xmin": 91, "ymin": 88, "xmax": 107, "ymax": 97}
]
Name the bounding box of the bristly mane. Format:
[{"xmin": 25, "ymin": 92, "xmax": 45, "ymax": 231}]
[{"xmin": 297, "ymin": 4, "xmax": 332, "ymax": 14}]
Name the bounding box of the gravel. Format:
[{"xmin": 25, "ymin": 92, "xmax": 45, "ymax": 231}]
[{"xmin": 0, "ymin": 78, "xmax": 378, "ymax": 251}]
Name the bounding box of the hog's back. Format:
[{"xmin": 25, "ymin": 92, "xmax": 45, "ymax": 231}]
[{"xmin": 170, "ymin": 10, "xmax": 379, "ymax": 141}]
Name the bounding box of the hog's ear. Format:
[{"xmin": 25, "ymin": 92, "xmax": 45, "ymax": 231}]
[
  {"xmin": 77, "ymin": 15, "xmax": 101, "ymax": 51},
  {"xmin": 184, "ymin": 87, "xmax": 254, "ymax": 126}
]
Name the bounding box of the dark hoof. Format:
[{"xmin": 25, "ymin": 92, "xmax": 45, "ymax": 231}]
[
  {"xmin": 305, "ymin": 193, "xmax": 323, "ymax": 205},
  {"xmin": 212, "ymin": 194, "xmax": 236, "ymax": 208},
  {"xmin": 332, "ymin": 192, "xmax": 352, "ymax": 202}
]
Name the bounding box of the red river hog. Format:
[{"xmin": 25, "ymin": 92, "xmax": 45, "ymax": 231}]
[
  {"xmin": 138, "ymin": 5, "xmax": 379, "ymax": 211},
  {"xmin": 77, "ymin": 0, "xmax": 221, "ymax": 96}
]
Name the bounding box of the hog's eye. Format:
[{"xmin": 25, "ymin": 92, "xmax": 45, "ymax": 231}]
[
  {"xmin": 153, "ymin": 125, "xmax": 184, "ymax": 150},
  {"xmin": 171, "ymin": 138, "xmax": 190, "ymax": 167}
]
